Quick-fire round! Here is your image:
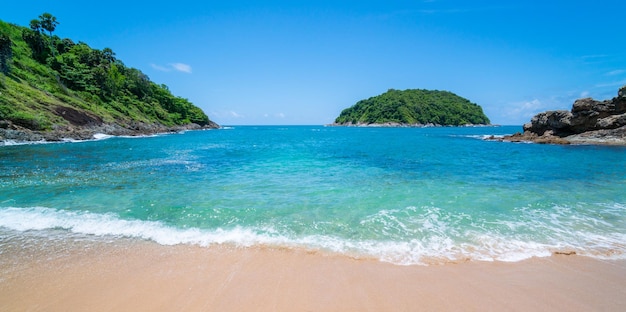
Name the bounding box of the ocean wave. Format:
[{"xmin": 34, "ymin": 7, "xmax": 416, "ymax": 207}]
[
  {"xmin": 447, "ymin": 134, "xmax": 511, "ymax": 140},
  {"xmin": 0, "ymin": 206, "xmax": 264, "ymax": 246},
  {"xmin": 0, "ymin": 132, "xmax": 166, "ymax": 147},
  {"xmin": 92, "ymin": 133, "xmax": 114, "ymax": 140},
  {"xmin": 0, "ymin": 134, "xmax": 110, "ymax": 146},
  {"xmin": 1, "ymin": 206, "xmax": 624, "ymax": 265},
  {"xmin": 1, "ymin": 139, "xmax": 53, "ymax": 146}
]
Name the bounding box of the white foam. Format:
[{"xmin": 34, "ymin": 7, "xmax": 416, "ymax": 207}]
[
  {"xmin": 93, "ymin": 133, "xmax": 113, "ymax": 140},
  {"xmin": 1, "ymin": 139, "xmax": 49, "ymax": 146},
  {"xmin": 0, "ymin": 206, "xmax": 624, "ymax": 265},
  {"xmin": 447, "ymin": 134, "xmax": 508, "ymax": 140},
  {"xmin": 0, "ymin": 132, "xmax": 170, "ymax": 148},
  {"xmin": 0, "ymin": 207, "xmax": 291, "ymax": 247}
]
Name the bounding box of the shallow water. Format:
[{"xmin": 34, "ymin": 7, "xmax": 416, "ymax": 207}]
[{"xmin": 1, "ymin": 126, "xmax": 625, "ymax": 264}]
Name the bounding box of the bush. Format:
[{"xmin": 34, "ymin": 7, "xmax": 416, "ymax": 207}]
[{"xmin": 8, "ymin": 111, "xmax": 50, "ymax": 130}]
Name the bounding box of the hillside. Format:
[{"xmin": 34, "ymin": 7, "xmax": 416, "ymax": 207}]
[
  {"xmin": 334, "ymin": 89, "xmax": 490, "ymax": 126},
  {"xmin": 0, "ymin": 15, "xmax": 218, "ymax": 142}
]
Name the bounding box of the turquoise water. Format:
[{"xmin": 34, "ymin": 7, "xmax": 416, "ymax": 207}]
[{"xmin": 1, "ymin": 126, "xmax": 625, "ymax": 264}]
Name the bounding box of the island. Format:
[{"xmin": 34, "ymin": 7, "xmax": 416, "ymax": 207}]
[
  {"xmin": 498, "ymin": 86, "xmax": 626, "ymax": 145},
  {"xmin": 0, "ymin": 14, "xmax": 218, "ymax": 143},
  {"xmin": 332, "ymin": 89, "xmax": 490, "ymax": 126}
]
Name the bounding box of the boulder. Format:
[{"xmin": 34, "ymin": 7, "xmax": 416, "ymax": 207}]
[
  {"xmin": 523, "ymin": 110, "xmax": 573, "ymax": 136},
  {"xmin": 596, "ymin": 113, "xmax": 626, "ymax": 129},
  {"xmin": 501, "ymin": 85, "xmax": 626, "ymax": 145}
]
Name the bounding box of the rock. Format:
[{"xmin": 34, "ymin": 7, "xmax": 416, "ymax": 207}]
[
  {"xmin": 533, "ymin": 130, "xmax": 571, "ymax": 144},
  {"xmin": 501, "ymin": 85, "xmax": 626, "ymax": 145},
  {"xmin": 524, "ymin": 110, "xmax": 573, "ymax": 135},
  {"xmin": 571, "ymin": 98, "xmax": 595, "ymax": 113},
  {"xmin": 54, "ymin": 106, "xmax": 103, "ymax": 126},
  {"xmin": 566, "ymin": 126, "xmax": 626, "ymax": 145},
  {"xmin": 616, "ymin": 87, "xmax": 626, "ymax": 112},
  {"xmin": 0, "ymin": 128, "xmax": 45, "ymax": 142},
  {"xmin": 596, "ymin": 113, "xmax": 626, "ymax": 129},
  {"xmin": 0, "ymin": 120, "xmax": 219, "ymax": 145},
  {"xmin": 554, "ymin": 251, "xmax": 577, "ymax": 256}
]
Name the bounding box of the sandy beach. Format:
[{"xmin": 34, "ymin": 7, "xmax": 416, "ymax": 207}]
[{"xmin": 0, "ymin": 237, "xmax": 624, "ymax": 312}]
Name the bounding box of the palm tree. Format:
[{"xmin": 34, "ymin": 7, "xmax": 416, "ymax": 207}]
[{"xmin": 38, "ymin": 13, "xmax": 59, "ymax": 37}]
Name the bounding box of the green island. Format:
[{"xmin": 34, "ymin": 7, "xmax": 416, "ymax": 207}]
[
  {"xmin": 0, "ymin": 14, "xmax": 218, "ymax": 142},
  {"xmin": 334, "ymin": 89, "xmax": 490, "ymax": 126}
]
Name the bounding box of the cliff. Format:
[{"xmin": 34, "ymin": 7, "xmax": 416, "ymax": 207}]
[{"xmin": 501, "ymin": 86, "xmax": 626, "ymax": 145}]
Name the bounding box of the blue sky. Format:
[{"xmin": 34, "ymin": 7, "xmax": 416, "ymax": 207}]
[{"xmin": 3, "ymin": 1, "xmax": 625, "ymax": 125}]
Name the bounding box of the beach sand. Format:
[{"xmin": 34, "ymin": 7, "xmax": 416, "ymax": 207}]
[{"xmin": 1, "ymin": 237, "xmax": 625, "ymax": 312}]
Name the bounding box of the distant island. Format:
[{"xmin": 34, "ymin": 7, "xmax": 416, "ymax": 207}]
[
  {"xmin": 333, "ymin": 89, "xmax": 490, "ymax": 127},
  {"xmin": 0, "ymin": 14, "xmax": 218, "ymax": 143},
  {"xmin": 497, "ymin": 86, "xmax": 626, "ymax": 145}
]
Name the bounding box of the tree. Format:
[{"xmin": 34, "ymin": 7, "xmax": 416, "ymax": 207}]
[
  {"xmin": 0, "ymin": 31, "xmax": 11, "ymax": 74},
  {"xmin": 0, "ymin": 17, "xmax": 213, "ymax": 128},
  {"xmin": 24, "ymin": 13, "xmax": 59, "ymax": 62},
  {"xmin": 38, "ymin": 13, "xmax": 59, "ymax": 37},
  {"xmin": 335, "ymin": 89, "xmax": 490, "ymax": 126},
  {"xmin": 29, "ymin": 19, "xmax": 42, "ymax": 33},
  {"xmin": 102, "ymin": 47, "xmax": 116, "ymax": 64}
]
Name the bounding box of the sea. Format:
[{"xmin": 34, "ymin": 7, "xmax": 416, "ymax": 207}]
[{"xmin": 1, "ymin": 126, "xmax": 625, "ymax": 265}]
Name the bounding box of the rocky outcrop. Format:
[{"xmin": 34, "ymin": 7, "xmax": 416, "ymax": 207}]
[
  {"xmin": 54, "ymin": 105, "xmax": 104, "ymax": 127},
  {"xmin": 0, "ymin": 120, "xmax": 220, "ymax": 145},
  {"xmin": 500, "ymin": 86, "xmax": 626, "ymax": 145}
]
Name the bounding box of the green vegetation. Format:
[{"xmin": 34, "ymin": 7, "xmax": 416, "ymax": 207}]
[
  {"xmin": 335, "ymin": 89, "xmax": 490, "ymax": 126},
  {"xmin": 0, "ymin": 14, "xmax": 213, "ymax": 132}
]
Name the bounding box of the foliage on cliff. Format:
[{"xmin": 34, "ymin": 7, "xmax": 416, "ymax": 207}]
[
  {"xmin": 0, "ymin": 15, "xmax": 213, "ymax": 132},
  {"xmin": 335, "ymin": 89, "xmax": 490, "ymax": 126}
]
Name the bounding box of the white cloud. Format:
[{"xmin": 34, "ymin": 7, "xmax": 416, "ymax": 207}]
[
  {"xmin": 150, "ymin": 63, "xmax": 170, "ymax": 72},
  {"xmin": 504, "ymin": 99, "xmax": 546, "ymax": 119},
  {"xmin": 594, "ymin": 79, "xmax": 626, "ymax": 88},
  {"xmin": 580, "ymin": 54, "xmax": 609, "ymax": 60},
  {"xmin": 229, "ymin": 111, "xmax": 243, "ymax": 118},
  {"xmin": 210, "ymin": 110, "xmax": 244, "ymax": 119},
  {"xmin": 150, "ymin": 63, "xmax": 192, "ymax": 74},
  {"xmin": 606, "ymin": 69, "xmax": 625, "ymax": 76},
  {"xmin": 580, "ymin": 91, "xmax": 590, "ymax": 98},
  {"xmin": 170, "ymin": 63, "xmax": 192, "ymax": 73},
  {"xmin": 263, "ymin": 113, "xmax": 286, "ymax": 118}
]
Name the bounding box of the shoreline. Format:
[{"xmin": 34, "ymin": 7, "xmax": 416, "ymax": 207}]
[
  {"xmin": 0, "ymin": 121, "xmax": 220, "ymax": 145},
  {"xmin": 491, "ymin": 126, "xmax": 626, "ymax": 146},
  {"xmin": 1, "ymin": 237, "xmax": 624, "ymax": 311},
  {"xmin": 0, "ymin": 123, "xmax": 220, "ymax": 146},
  {"xmin": 326, "ymin": 122, "xmax": 494, "ymax": 127}
]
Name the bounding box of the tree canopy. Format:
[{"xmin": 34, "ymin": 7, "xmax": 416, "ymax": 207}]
[
  {"xmin": 335, "ymin": 89, "xmax": 490, "ymax": 126},
  {"xmin": 38, "ymin": 13, "xmax": 59, "ymax": 37},
  {"xmin": 0, "ymin": 14, "xmax": 213, "ymax": 131},
  {"xmin": 0, "ymin": 30, "xmax": 10, "ymax": 74}
]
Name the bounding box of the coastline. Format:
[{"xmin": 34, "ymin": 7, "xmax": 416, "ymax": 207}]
[
  {"xmin": 493, "ymin": 86, "xmax": 626, "ymax": 146},
  {"xmin": 1, "ymin": 237, "xmax": 624, "ymax": 312},
  {"xmin": 327, "ymin": 122, "xmax": 493, "ymax": 127},
  {"xmin": 0, "ymin": 121, "xmax": 220, "ymax": 145},
  {"xmin": 493, "ymin": 125, "xmax": 626, "ymax": 146}
]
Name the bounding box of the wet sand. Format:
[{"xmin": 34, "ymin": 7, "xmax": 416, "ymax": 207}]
[{"xmin": 1, "ymin": 238, "xmax": 625, "ymax": 312}]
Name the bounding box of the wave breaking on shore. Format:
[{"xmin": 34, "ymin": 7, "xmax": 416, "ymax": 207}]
[{"xmin": 1, "ymin": 206, "xmax": 624, "ymax": 265}]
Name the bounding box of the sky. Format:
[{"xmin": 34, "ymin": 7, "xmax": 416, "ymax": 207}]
[{"xmin": 2, "ymin": 1, "xmax": 626, "ymax": 125}]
